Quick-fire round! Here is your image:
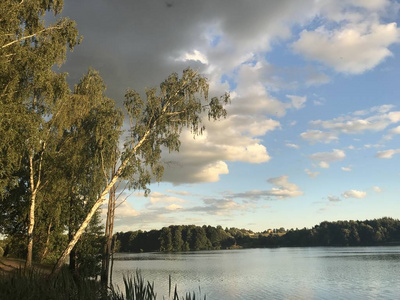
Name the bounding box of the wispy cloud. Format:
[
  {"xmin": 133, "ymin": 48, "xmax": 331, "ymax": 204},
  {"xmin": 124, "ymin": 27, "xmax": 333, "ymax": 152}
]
[
  {"xmin": 301, "ymin": 130, "xmax": 339, "ymax": 144},
  {"xmin": 309, "ymin": 107, "xmax": 400, "ymax": 134},
  {"xmin": 305, "ymin": 169, "xmax": 320, "ymax": 178},
  {"xmin": 376, "ymin": 148, "xmax": 400, "ymax": 159},
  {"xmin": 229, "ymin": 175, "xmax": 303, "ymax": 200},
  {"xmin": 310, "ymin": 149, "xmax": 346, "ymax": 168},
  {"xmin": 342, "ymin": 190, "xmax": 367, "ymax": 199},
  {"xmin": 328, "ymin": 196, "xmax": 341, "ymax": 202},
  {"xmin": 372, "ymin": 186, "xmax": 382, "ymax": 193},
  {"xmin": 286, "ymin": 143, "xmax": 300, "ymax": 149}
]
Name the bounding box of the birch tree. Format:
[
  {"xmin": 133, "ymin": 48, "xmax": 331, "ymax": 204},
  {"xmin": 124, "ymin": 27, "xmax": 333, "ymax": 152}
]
[
  {"xmin": 0, "ymin": 0, "xmax": 80, "ymax": 268},
  {"xmin": 51, "ymin": 68, "xmax": 229, "ymax": 277}
]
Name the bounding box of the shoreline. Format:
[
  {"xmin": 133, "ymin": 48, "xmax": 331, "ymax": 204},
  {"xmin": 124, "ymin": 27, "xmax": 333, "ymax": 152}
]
[{"xmin": 0, "ymin": 257, "xmax": 51, "ymax": 275}]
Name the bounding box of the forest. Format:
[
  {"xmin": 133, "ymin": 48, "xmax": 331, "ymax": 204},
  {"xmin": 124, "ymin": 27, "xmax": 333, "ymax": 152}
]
[{"xmin": 115, "ymin": 217, "xmax": 400, "ymax": 253}]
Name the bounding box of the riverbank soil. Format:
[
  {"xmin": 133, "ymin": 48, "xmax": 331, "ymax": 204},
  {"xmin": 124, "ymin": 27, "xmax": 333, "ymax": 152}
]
[{"xmin": 0, "ymin": 257, "xmax": 51, "ymax": 275}]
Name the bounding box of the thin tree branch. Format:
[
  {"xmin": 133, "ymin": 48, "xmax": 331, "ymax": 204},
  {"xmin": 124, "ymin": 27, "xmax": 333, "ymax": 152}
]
[{"xmin": 1, "ymin": 25, "xmax": 62, "ymax": 49}]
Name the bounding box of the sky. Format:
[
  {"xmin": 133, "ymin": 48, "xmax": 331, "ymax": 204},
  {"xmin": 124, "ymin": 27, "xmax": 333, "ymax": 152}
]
[{"xmin": 59, "ymin": 0, "xmax": 400, "ymax": 233}]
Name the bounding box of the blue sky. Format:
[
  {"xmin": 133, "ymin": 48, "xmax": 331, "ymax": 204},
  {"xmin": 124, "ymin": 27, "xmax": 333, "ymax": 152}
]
[{"xmin": 60, "ymin": 0, "xmax": 400, "ymax": 232}]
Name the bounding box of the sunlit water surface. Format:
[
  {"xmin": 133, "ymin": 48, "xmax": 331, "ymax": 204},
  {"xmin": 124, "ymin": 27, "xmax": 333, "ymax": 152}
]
[{"xmin": 112, "ymin": 247, "xmax": 400, "ymax": 299}]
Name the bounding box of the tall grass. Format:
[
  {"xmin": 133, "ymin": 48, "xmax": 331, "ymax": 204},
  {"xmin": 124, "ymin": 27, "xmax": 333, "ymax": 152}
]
[
  {"xmin": 0, "ymin": 268, "xmax": 205, "ymax": 300},
  {"xmin": 109, "ymin": 271, "xmax": 206, "ymax": 300},
  {"xmin": 0, "ymin": 267, "xmax": 104, "ymax": 300}
]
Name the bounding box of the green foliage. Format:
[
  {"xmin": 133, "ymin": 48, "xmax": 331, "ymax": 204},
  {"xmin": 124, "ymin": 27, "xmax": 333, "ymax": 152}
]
[
  {"xmin": 0, "ymin": 268, "xmax": 103, "ymax": 300},
  {"xmin": 109, "ymin": 272, "xmax": 156, "ymax": 300},
  {"xmin": 121, "ymin": 68, "xmax": 229, "ymax": 191},
  {"xmin": 115, "ymin": 218, "xmax": 400, "ymax": 253},
  {"xmin": 0, "ymin": 0, "xmax": 80, "ymax": 194},
  {"xmin": 73, "ymin": 210, "xmax": 104, "ymax": 278}
]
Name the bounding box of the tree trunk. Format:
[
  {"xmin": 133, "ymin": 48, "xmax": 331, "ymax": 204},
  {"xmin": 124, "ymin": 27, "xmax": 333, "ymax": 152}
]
[
  {"xmin": 26, "ymin": 153, "xmax": 37, "ymax": 269},
  {"xmin": 109, "ymin": 235, "xmax": 117, "ymax": 286},
  {"xmin": 39, "ymin": 221, "xmax": 52, "ymax": 263},
  {"xmin": 101, "ymin": 180, "xmax": 116, "ymax": 286},
  {"xmin": 50, "ymin": 129, "xmax": 151, "ymax": 278},
  {"xmin": 50, "ymin": 166, "xmax": 121, "ymax": 277},
  {"xmin": 26, "ymin": 191, "xmax": 36, "ymax": 269},
  {"xmin": 26, "ymin": 143, "xmax": 45, "ymax": 269}
]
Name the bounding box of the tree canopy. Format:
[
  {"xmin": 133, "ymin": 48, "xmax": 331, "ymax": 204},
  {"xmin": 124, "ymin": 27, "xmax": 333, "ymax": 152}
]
[{"xmin": 115, "ymin": 218, "xmax": 400, "ymax": 253}]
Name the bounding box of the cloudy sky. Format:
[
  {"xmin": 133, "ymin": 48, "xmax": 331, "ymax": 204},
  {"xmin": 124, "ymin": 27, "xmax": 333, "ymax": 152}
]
[{"xmin": 59, "ymin": 0, "xmax": 400, "ymax": 232}]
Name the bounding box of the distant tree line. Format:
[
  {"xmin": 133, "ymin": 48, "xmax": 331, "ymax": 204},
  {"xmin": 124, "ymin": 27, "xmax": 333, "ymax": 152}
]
[{"xmin": 115, "ymin": 217, "xmax": 400, "ymax": 252}]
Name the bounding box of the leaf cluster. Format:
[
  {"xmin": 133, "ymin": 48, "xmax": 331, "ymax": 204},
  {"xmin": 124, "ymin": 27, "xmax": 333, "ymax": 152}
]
[{"xmin": 122, "ymin": 68, "xmax": 229, "ymax": 190}]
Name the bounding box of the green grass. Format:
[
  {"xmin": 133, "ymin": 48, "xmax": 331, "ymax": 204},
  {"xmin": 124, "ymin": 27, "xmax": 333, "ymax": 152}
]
[{"xmin": 0, "ymin": 268, "xmax": 205, "ymax": 300}]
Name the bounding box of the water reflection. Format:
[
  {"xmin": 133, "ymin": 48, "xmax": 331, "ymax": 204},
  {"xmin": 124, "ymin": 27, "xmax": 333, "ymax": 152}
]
[{"xmin": 112, "ymin": 247, "xmax": 400, "ymax": 299}]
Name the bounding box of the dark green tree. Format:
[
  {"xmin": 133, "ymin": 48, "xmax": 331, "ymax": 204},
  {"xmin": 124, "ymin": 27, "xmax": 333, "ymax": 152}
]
[
  {"xmin": 171, "ymin": 225, "xmax": 184, "ymax": 251},
  {"xmin": 159, "ymin": 227, "xmax": 173, "ymax": 252}
]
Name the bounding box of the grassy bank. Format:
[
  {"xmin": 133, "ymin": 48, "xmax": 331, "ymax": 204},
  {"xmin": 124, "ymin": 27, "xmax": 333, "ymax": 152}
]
[{"xmin": 0, "ymin": 257, "xmax": 204, "ymax": 300}]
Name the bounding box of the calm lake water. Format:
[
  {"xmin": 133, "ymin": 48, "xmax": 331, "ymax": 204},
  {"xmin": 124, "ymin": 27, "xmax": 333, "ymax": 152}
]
[{"xmin": 112, "ymin": 247, "xmax": 400, "ymax": 299}]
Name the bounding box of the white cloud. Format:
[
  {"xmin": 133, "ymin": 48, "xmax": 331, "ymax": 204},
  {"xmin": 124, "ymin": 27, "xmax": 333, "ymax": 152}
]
[
  {"xmin": 149, "ymin": 192, "xmax": 186, "ymax": 204},
  {"xmin": 175, "ymin": 49, "xmax": 208, "ymax": 64},
  {"xmin": 310, "ymin": 149, "xmax": 346, "ymax": 168},
  {"xmin": 342, "ymin": 190, "xmax": 367, "ymax": 199},
  {"xmin": 286, "ymin": 95, "xmax": 307, "ymax": 110},
  {"xmin": 305, "ymin": 168, "xmax": 319, "ymax": 178},
  {"xmin": 115, "ymin": 201, "xmax": 140, "ymax": 218},
  {"xmin": 305, "ymin": 106, "xmax": 400, "ymax": 146},
  {"xmin": 386, "ymin": 125, "xmax": 400, "ymax": 139},
  {"xmin": 389, "ymin": 126, "xmax": 400, "ymax": 134},
  {"xmin": 341, "ymin": 166, "xmax": 352, "ymax": 171},
  {"xmin": 310, "ymin": 111, "xmax": 400, "ymax": 134},
  {"xmin": 293, "ymin": 22, "xmax": 400, "ymax": 74},
  {"xmin": 319, "ymin": 161, "xmax": 330, "ymax": 169},
  {"xmin": 300, "ymin": 130, "xmax": 339, "ymax": 144},
  {"xmin": 364, "ymin": 144, "xmax": 383, "ymax": 149},
  {"xmin": 229, "ymin": 63, "xmax": 299, "ymax": 117},
  {"xmin": 354, "ymin": 104, "xmax": 394, "ymax": 116},
  {"xmin": 230, "ymin": 175, "xmax": 303, "ymax": 200},
  {"xmin": 161, "ymin": 125, "xmax": 270, "ymax": 184},
  {"xmin": 286, "ymin": 143, "xmax": 300, "ymax": 149},
  {"xmin": 376, "ymin": 148, "xmax": 400, "ymax": 159},
  {"xmin": 165, "ymin": 204, "xmax": 183, "ymax": 211},
  {"xmin": 372, "ymin": 186, "xmax": 382, "ymax": 193}
]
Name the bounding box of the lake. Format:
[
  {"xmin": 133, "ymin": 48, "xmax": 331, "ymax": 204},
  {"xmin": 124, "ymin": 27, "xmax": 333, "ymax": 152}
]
[{"xmin": 111, "ymin": 246, "xmax": 400, "ymax": 299}]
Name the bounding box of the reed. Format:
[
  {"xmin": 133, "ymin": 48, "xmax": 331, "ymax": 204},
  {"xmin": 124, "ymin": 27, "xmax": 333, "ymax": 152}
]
[
  {"xmin": 0, "ymin": 268, "xmax": 205, "ymax": 300},
  {"xmin": 109, "ymin": 271, "xmax": 206, "ymax": 300}
]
